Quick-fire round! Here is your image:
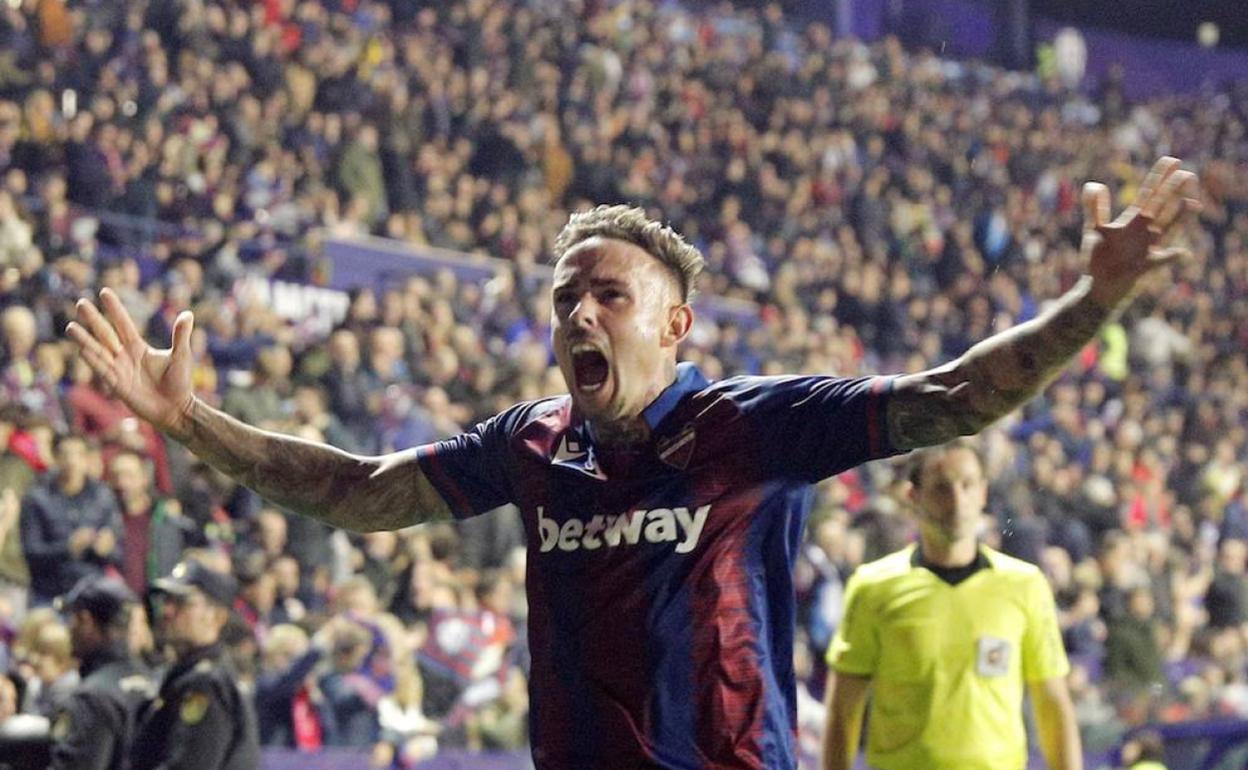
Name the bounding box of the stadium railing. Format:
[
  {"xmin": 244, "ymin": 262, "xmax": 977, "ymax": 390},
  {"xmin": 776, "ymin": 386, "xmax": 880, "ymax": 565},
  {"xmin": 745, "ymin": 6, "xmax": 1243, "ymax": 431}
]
[{"xmin": 1113, "ymin": 720, "xmax": 1248, "ymax": 770}]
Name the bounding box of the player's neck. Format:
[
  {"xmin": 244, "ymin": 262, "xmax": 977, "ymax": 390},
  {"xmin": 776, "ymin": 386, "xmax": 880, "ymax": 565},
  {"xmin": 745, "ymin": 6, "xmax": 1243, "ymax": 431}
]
[
  {"xmin": 590, "ymin": 416, "xmax": 651, "ymax": 448},
  {"xmin": 588, "ymin": 363, "xmax": 677, "ymax": 448},
  {"xmin": 917, "ymin": 534, "xmax": 979, "ymax": 568}
]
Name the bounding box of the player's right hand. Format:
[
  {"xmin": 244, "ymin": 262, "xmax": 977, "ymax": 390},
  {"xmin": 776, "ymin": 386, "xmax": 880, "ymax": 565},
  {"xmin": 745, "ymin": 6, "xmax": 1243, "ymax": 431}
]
[
  {"xmin": 1081, "ymin": 155, "xmax": 1201, "ymax": 307},
  {"xmin": 66, "ymin": 287, "xmax": 196, "ymax": 439}
]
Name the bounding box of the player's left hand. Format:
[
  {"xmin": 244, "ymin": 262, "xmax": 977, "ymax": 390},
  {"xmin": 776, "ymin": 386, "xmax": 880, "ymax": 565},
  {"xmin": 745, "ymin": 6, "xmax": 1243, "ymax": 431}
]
[{"xmin": 1082, "ymin": 155, "xmax": 1202, "ymax": 307}]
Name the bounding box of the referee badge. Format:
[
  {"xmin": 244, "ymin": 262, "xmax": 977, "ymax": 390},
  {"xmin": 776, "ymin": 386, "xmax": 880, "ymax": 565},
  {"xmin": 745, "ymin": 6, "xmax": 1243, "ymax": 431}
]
[
  {"xmin": 180, "ymin": 692, "xmax": 211, "ymax": 725},
  {"xmin": 976, "ymin": 636, "xmax": 1011, "ymax": 677}
]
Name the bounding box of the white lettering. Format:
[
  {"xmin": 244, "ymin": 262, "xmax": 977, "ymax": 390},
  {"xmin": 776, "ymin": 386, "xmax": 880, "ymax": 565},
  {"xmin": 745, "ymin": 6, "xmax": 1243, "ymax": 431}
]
[
  {"xmin": 231, "ymin": 277, "xmax": 350, "ymax": 337},
  {"xmin": 582, "ymin": 516, "xmax": 605, "ymax": 550},
  {"xmin": 644, "ymin": 509, "xmax": 677, "ymax": 544},
  {"xmin": 273, "ymin": 281, "xmax": 303, "ymax": 319},
  {"xmin": 674, "ymin": 506, "xmax": 711, "ymax": 554},
  {"xmin": 603, "ymin": 511, "xmax": 647, "ymax": 547},
  {"xmin": 536, "ymin": 505, "xmax": 713, "ymax": 554},
  {"xmin": 558, "ymin": 519, "xmax": 583, "ymax": 552},
  {"xmin": 538, "ymin": 507, "xmax": 558, "ymax": 553}
]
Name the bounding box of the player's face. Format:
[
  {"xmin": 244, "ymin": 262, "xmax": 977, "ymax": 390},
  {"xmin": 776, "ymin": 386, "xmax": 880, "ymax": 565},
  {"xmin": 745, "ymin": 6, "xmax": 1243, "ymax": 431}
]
[
  {"xmin": 912, "ymin": 448, "xmax": 987, "ymax": 545},
  {"xmin": 551, "ymin": 237, "xmax": 688, "ymax": 423}
]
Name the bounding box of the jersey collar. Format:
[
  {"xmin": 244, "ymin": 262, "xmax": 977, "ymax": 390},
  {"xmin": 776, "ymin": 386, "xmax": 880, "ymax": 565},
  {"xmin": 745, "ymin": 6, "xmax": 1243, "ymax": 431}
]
[
  {"xmin": 641, "ymin": 362, "xmax": 708, "ymax": 432},
  {"xmin": 910, "ymin": 542, "xmax": 992, "ymax": 586},
  {"xmin": 909, "ymin": 542, "xmax": 993, "ymax": 568}
]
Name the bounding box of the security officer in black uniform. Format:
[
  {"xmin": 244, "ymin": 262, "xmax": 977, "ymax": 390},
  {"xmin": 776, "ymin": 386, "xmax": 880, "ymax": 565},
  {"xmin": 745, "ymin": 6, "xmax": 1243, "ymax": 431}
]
[
  {"xmin": 50, "ymin": 574, "xmax": 155, "ymax": 770},
  {"xmin": 130, "ymin": 561, "xmax": 260, "ymax": 770}
]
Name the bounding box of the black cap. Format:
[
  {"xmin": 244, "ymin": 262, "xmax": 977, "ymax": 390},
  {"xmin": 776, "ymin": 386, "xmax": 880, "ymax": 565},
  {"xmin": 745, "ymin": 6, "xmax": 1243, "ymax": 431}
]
[
  {"xmin": 56, "ymin": 575, "xmax": 137, "ymax": 626},
  {"xmin": 153, "ymin": 561, "xmax": 237, "ymax": 607}
]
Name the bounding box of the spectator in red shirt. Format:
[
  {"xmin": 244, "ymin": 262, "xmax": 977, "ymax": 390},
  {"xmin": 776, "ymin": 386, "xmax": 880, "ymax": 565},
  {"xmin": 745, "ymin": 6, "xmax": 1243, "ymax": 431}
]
[
  {"xmin": 68, "ymin": 357, "xmax": 173, "ymax": 495},
  {"xmin": 106, "ymin": 449, "xmax": 189, "ymax": 597}
]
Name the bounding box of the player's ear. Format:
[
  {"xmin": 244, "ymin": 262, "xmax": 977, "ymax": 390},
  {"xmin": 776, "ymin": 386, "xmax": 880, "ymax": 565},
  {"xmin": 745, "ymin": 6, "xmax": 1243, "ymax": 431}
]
[{"xmin": 662, "ymin": 303, "xmax": 694, "ymax": 347}]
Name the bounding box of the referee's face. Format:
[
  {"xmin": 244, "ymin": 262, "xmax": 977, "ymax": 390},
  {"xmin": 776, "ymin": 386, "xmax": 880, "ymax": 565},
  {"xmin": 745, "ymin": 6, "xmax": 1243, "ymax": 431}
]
[
  {"xmin": 912, "ymin": 447, "xmax": 988, "ymax": 544},
  {"xmin": 552, "ymin": 237, "xmax": 690, "ymax": 424}
]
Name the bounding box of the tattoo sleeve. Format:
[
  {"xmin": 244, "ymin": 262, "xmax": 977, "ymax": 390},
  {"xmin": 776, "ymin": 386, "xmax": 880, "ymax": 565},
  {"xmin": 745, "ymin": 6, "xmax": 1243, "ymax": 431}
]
[
  {"xmin": 887, "ymin": 276, "xmax": 1113, "ymax": 450},
  {"xmin": 169, "ymin": 400, "xmax": 452, "ymax": 531}
]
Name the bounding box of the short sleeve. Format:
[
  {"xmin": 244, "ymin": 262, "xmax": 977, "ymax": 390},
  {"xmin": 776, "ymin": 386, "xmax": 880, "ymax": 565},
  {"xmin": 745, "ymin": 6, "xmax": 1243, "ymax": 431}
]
[
  {"xmin": 729, "ymin": 374, "xmax": 902, "ymax": 482},
  {"xmin": 1021, "ymin": 572, "xmax": 1070, "ymax": 682},
  {"xmin": 415, "ymin": 408, "xmax": 522, "ymax": 520},
  {"xmin": 826, "ymin": 570, "xmax": 879, "ymax": 676}
]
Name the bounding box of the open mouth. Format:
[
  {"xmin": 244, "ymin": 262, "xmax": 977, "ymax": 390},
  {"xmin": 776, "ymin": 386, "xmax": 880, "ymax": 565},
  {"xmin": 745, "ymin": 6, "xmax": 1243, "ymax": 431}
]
[{"xmin": 571, "ymin": 346, "xmax": 609, "ymax": 392}]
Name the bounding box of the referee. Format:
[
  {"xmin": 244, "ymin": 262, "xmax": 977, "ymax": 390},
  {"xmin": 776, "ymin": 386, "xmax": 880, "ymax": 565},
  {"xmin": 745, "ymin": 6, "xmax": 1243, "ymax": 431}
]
[{"xmin": 822, "ymin": 441, "xmax": 1082, "ymax": 770}]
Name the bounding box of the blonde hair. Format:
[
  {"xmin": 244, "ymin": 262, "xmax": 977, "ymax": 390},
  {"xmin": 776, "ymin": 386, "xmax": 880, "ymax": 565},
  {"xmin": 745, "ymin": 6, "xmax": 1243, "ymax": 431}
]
[
  {"xmin": 33, "ymin": 623, "xmax": 73, "ymax": 665},
  {"xmin": 14, "ymin": 608, "xmax": 59, "ymax": 659},
  {"xmin": 552, "ymin": 204, "xmax": 704, "ymax": 302},
  {"xmin": 266, "ymin": 624, "xmax": 310, "ymax": 660}
]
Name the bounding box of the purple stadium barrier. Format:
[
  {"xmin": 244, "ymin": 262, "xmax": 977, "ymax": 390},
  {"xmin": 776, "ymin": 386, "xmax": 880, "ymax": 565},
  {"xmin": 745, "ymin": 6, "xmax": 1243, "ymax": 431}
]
[
  {"xmin": 1033, "ymin": 17, "xmax": 1248, "ymax": 99},
  {"xmin": 796, "ymin": 0, "xmax": 1248, "ymax": 100},
  {"xmin": 258, "ymin": 747, "xmax": 1098, "ymax": 770},
  {"xmin": 322, "ymin": 235, "xmax": 509, "ymax": 289},
  {"xmin": 320, "ymin": 235, "xmax": 762, "ymax": 329},
  {"xmin": 261, "ymin": 749, "xmax": 530, "ymax": 770}
]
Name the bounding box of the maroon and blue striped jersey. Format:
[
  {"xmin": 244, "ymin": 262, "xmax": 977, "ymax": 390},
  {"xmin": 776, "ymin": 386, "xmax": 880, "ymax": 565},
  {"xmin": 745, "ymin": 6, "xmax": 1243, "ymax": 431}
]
[{"xmin": 416, "ymin": 363, "xmax": 901, "ymax": 769}]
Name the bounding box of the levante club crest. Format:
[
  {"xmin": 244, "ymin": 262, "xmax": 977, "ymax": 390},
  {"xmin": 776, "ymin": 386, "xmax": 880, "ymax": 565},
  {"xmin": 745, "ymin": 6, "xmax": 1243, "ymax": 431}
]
[{"xmin": 657, "ymin": 424, "xmax": 696, "ymax": 470}]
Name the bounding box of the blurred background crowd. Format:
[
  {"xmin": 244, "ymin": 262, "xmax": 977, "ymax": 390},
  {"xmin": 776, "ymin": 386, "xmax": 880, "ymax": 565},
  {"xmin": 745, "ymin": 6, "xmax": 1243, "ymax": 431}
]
[{"xmin": 0, "ymin": 0, "xmax": 1244, "ymax": 766}]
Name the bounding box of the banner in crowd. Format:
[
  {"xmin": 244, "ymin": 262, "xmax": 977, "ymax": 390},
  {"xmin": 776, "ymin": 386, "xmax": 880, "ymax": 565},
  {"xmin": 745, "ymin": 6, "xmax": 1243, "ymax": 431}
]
[{"xmin": 837, "ymin": 0, "xmax": 1248, "ymax": 98}]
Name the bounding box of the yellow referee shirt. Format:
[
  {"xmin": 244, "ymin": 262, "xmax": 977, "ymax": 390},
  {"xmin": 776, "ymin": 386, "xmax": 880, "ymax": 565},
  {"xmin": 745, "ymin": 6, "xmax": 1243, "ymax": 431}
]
[{"xmin": 827, "ymin": 544, "xmax": 1069, "ymax": 770}]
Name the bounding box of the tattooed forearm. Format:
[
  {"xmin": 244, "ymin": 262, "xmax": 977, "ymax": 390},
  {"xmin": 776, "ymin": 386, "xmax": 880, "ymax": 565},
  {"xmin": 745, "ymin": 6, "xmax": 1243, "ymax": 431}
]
[
  {"xmin": 886, "ymin": 379, "xmax": 985, "ymax": 450},
  {"xmin": 888, "ymin": 276, "xmax": 1114, "ymax": 450},
  {"xmin": 170, "ymin": 400, "xmax": 450, "ymax": 531}
]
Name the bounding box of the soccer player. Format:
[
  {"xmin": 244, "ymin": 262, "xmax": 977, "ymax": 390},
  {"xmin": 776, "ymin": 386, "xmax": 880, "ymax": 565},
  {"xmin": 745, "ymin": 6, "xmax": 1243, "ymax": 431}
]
[
  {"xmin": 821, "ymin": 442, "xmax": 1080, "ymax": 770},
  {"xmin": 67, "ymin": 157, "xmax": 1198, "ymax": 769}
]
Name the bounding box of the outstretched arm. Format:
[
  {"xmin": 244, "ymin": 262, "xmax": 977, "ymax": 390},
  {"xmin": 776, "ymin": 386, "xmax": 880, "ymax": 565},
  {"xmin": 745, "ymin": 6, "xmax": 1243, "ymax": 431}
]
[
  {"xmin": 886, "ymin": 156, "xmax": 1201, "ymax": 450},
  {"xmin": 66, "ymin": 289, "xmax": 450, "ymax": 532},
  {"xmin": 174, "ymin": 404, "xmax": 449, "ymax": 531}
]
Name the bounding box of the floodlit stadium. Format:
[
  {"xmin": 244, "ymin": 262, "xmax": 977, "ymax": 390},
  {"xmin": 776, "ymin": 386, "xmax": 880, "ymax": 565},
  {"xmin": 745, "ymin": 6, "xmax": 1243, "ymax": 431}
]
[{"xmin": 0, "ymin": 1, "xmax": 1244, "ymax": 769}]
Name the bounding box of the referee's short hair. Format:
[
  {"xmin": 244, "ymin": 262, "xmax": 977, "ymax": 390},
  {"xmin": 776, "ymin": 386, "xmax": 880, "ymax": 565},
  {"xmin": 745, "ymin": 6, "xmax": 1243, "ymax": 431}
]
[{"xmin": 907, "ymin": 439, "xmax": 986, "ymax": 488}]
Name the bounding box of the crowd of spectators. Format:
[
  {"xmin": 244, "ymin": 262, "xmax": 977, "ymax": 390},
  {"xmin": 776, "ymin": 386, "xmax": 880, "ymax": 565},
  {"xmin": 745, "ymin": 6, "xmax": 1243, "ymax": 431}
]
[{"xmin": 0, "ymin": 0, "xmax": 1245, "ymax": 766}]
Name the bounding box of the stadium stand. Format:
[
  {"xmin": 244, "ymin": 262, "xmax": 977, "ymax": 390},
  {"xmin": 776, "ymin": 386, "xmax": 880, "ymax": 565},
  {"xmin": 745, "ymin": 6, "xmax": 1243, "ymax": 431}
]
[{"xmin": 0, "ymin": 0, "xmax": 1244, "ymax": 768}]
